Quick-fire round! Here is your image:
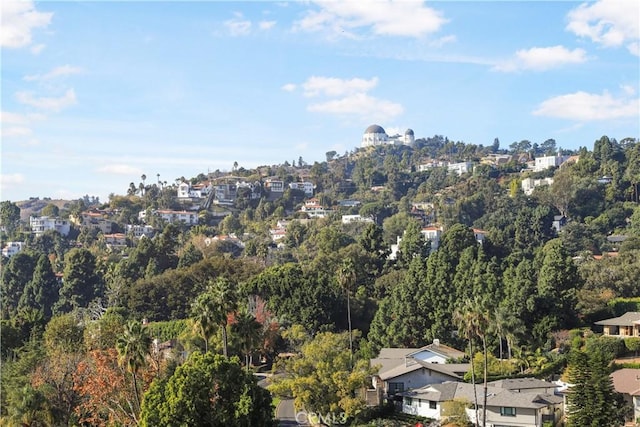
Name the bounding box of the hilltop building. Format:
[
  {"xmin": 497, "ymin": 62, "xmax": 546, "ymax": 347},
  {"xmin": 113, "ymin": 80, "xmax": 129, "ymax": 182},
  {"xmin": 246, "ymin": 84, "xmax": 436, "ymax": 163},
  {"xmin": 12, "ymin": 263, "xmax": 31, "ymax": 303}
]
[{"xmin": 361, "ymin": 124, "xmax": 415, "ymax": 148}]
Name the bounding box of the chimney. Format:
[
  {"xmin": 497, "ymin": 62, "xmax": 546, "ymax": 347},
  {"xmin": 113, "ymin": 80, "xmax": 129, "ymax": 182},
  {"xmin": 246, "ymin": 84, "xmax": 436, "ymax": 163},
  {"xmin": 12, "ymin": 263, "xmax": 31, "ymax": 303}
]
[{"xmin": 433, "ymin": 338, "xmax": 440, "ymax": 346}]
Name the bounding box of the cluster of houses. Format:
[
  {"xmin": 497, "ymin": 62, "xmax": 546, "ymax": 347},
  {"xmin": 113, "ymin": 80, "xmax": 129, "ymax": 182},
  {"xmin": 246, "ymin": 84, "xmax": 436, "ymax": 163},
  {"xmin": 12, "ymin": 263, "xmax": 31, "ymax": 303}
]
[{"xmin": 367, "ymin": 325, "xmax": 640, "ymax": 427}]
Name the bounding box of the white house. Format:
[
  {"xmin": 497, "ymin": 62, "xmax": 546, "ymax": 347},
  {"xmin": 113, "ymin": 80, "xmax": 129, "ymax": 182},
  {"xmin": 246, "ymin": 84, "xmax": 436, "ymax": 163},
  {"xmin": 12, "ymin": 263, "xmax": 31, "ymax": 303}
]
[
  {"xmin": 341, "ymin": 215, "xmax": 374, "ymax": 224},
  {"xmin": 370, "ymin": 341, "xmax": 468, "ymax": 399},
  {"xmin": 521, "ymin": 177, "xmax": 554, "ymax": 196},
  {"xmin": 418, "ymin": 160, "xmax": 448, "ymax": 172},
  {"xmin": 400, "ymin": 380, "xmax": 563, "ymax": 427},
  {"xmin": 156, "ymin": 210, "xmax": 198, "ymax": 225},
  {"xmin": 125, "ymin": 224, "xmax": 155, "ymax": 239},
  {"xmin": 534, "ymin": 155, "xmax": 569, "ymax": 172},
  {"xmin": 29, "ymin": 216, "xmax": 71, "ymax": 236},
  {"xmin": 448, "ymin": 161, "xmax": 473, "ymax": 176},
  {"xmin": 421, "ymin": 226, "xmax": 444, "ymax": 251},
  {"xmin": 2, "ymin": 241, "xmax": 25, "ymax": 258},
  {"xmin": 298, "ymin": 198, "xmax": 333, "ymax": 218},
  {"xmin": 289, "ymin": 182, "xmax": 314, "ymax": 197},
  {"xmin": 140, "ymin": 210, "xmax": 199, "ymax": 226},
  {"xmin": 178, "ymin": 181, "xmax": 212, "ymax": 199}
]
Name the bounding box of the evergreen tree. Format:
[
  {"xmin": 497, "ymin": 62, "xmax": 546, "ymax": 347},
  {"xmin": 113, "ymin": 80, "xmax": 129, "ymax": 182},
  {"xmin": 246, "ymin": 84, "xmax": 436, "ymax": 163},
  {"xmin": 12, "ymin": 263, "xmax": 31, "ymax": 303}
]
[
  {"xmin": 18, "ymin": 254, "xmax": 59, "ymax": 321},
  {"xmin": 55, "ymin": 248, "xmax": 103, "ymax": 314},
  {"xmin": 566, "ymin": 349, "xmax": 625, "ymax": 427}
]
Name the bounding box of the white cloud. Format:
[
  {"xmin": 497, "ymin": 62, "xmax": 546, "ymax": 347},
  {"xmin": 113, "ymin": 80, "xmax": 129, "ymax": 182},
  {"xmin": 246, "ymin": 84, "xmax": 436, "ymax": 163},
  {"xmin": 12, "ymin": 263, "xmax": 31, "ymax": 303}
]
[
  {"xmin": 293, "ymin": 0, "xmax": 447, "ymax": 39},
  {"xmin": 1, "ymin": 174, "xmax": 25, "ymax": 192},
  {"xmin": 259, "ymin": 20, "xmax": 276, "ymax": 30},
  {"xmin": 281, "ymin": 83, "xmax": 297, "ymax": 92},
  {"xmin": 24, "ymin": 65, "xmax": 84, "ymax": 81},
  {"xmin": 224, "ymin": 17, "xmax": 252, "ymax": 36},
  {"xmin": 566, "ymin": 0, "xmax": 639, "ymax": 55},
  {"xmin": 308, "ymin": 92, "xmax": 403, "ymax": 121},
  {"xmin": 302, "ymin": 76, "xmax": 379, "ymax": 97},
  {"xmin": 96, "ymin": 164, "xmax": 143, "ymax": 175},
  {"xmin": 533, "ymin": 90, "xmax": 639, "ymax": 121},
  {"xmin": 429, "ymin": 35, "xmax": 456, "ymax": 48},
  {"xmin": 16, "ymin": 89, "xmax": 77, "ymax": 112},
  {"xmin": 1, "ymin": 126, "xmax": 33, "ymax": 138},
  {"xmin": 493, "ymin": 45, "xmax": 588, "ymax": 72},
  {"xmin": 1, "ymin": 0, "xmax": 52, "ymax": 48},
  {"xmin": 30, "ymin": 43, "xmax": 45, "ymax": 54}
]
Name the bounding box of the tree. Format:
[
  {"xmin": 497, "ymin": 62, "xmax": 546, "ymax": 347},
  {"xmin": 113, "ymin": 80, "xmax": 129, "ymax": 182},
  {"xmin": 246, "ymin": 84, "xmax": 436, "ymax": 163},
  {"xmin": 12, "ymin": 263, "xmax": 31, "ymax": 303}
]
[
  {"xmin": 55, "ymin": 248, "xmax": 103, "ymax": 314},
  {"xmin": 140, "ymin": 352, "xmax": 275, "ymax": 427},
  {"xmin": 337, "ymin": 259, "xmax": 356, "ymax": 364},
  {"xmin": 192, "ymin": 277, "xmax": 238, "ymax": 357},
  {"xmin": 43, "ymin": 313, "xmax": 84, "ymax": 355},
  {"xmin": 565, "ymin": 349, "xmax": 626, "ymax": 426},
  {"xmin": 0, "ymin": 200, "xmax": 21, "ymax": 237},
  {"xmin": 1, "ymin": 251, "xmax": 37, "ymax": 319},
  {"xmin": 269, "ymin": 331, "xmax": 374, "ymax": 418},
  {"xmin": 396, "ymin": 219, "xmax": 429, "ymax": 268},
  {"xmin": 74, "ymin": 348, "xmax": 140, "ymax": 426},
  {"xmin": 116, "ymin": 320, "xmax": 152, "ymax": 412},
  {"xmin": 18, "ymin": 254, "xmax": 59, "ymax": 321},
  {"xmin": 453, "ymin": 297, "xmax": 491, "ymax": 427},
  {"xmin": 40, "ymin": 203, "xmax": 60, "ymax": 217},
  {"xmin": 230, "ymin": 311, "xmax": 263, "ymax": 371}
]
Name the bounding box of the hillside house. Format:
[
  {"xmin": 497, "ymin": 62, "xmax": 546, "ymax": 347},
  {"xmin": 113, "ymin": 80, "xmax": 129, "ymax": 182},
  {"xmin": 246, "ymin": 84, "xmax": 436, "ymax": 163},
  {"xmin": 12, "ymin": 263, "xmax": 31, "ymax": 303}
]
[
  {"xmin": 2, "ymin": 241, "xmax": 25, "ymax": 258},
  {"xmin": 611, "ymin": 368, "xmax": 640, "ymax": 424},
  {"xmin": 594, "ymin": 312, "xmax": 640, "ymax": 338},
  {"xmin": 448, "ymin": 161, "xmax": 473, "ymax": 176},
  {"xmin": 369, "ymin": 340, "xmax": 468, "ymax": 402},
  {"xmin": 521, "ymin": 177, "xmax": 554, "ymax": 196},
  {"xmin": 289, "ymin": 181, "xmax": 314, "ymax": 197},
  {"xmin": 70, "ymin": 210, "xmax": 114, "ymax": 233},
  {"xmin": 30, "ymin": 216, "xmax": 70, "ymax": 236},
  {"xmin": 400, "ymin": 381, "xmax": 563, "ymax": 427}
]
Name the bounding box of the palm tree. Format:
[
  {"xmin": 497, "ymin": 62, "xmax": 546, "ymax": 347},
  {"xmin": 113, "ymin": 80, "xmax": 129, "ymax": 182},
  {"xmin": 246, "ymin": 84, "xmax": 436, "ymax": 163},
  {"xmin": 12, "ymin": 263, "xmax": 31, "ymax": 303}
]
[
  {"xmin": 337, "ymin": 259, "xmax": 356, "ymax": 366},
  {"xmin": 192, "ymin": 292, "xmax": 218, "ymax": 353},
  {"xmin": 192, "ymin": 278, "xmax": 239, "ymax": 357},
  {"xmin": 231, "ymin": 311, "xmax": 263, "ymax": 371},
  {"xmin": 453, "ymin": 299, "xmax": 481, "ymax": 427},
  {"xmin": 116, "ymin": 320, "xmax": 151, "ymax": 412},
  {"xmin": 453, "ymin": 296, "xmax": 491, "ymax": 427}
]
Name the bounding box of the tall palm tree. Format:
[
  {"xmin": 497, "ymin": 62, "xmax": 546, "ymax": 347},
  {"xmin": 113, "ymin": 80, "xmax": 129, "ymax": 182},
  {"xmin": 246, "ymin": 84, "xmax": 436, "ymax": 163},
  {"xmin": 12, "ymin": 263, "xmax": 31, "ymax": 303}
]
[
  {"xmin": 193, "ymin": 278, "xmax": 239, "ymax": 357},
  {"xmin": 192, "ymin": 292, "xmax": 218, "ymax": 353},
  {"xmin": 116, "ymin": 320, "xmax": 151, "ymax": 412},
  {"xmin": 231, "ymin": 311, "xmax": 263, "ymax": 371},
  {"xmin": 337, "ymin": 259, "xmax": 356, "ymax": 366},
  {"xmin": 453, "ymin": 296, "xmax": 491, "ymax": 427},
  {"xmin": 453, "ymin": 299, "xmax": 481, "ymax": 427}
]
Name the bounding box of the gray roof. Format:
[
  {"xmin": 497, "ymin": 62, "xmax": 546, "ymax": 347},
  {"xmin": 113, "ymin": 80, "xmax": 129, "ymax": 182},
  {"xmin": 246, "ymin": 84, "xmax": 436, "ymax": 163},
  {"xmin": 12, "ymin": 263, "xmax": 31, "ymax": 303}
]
[
  {"xmin": 364, "ymin": 124, "xmax": 386, "ymax": 134},
  {"xmin": 488, "ymin": 377, "xmax": 557, "ymax": 391},
  {"xmin": 401, "ymin": 381, "xmax": 563, "ymax": 409},
  {"xmin": 378, "ymin": 360, "xmax": 467, "ymax": 381},
  {"xmin": 595, "ymin": 311, "xmax": 640, "ymax": 326},
  {"xmin": 405, "ymin": 128, "xmax": 414, "ymax": 135}
]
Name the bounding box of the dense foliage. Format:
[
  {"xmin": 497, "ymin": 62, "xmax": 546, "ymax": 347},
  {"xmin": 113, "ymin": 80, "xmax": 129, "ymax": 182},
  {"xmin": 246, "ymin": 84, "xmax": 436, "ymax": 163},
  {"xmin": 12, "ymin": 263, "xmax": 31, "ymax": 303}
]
[{"xmin": 1, "ymin": 134, "xmax": 639, "ymax": 424}]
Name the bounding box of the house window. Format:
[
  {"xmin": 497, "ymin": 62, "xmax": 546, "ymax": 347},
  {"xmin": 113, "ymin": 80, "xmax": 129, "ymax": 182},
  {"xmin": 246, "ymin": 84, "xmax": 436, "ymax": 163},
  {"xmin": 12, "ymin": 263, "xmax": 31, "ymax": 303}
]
[
  {"xmin": 404, "ymin": 397, "xmax": 413, "ymax": 406},
  {"xmin": 429, "ymin": 400, "xmax": 437, "ymax": 409},
  {"xmin": 500, "ymin": 407, "xmax": 516, "ymax": 416},
  {"xmin": 388, "ymin": 382, "xmax": 404, "ymax": 395}
]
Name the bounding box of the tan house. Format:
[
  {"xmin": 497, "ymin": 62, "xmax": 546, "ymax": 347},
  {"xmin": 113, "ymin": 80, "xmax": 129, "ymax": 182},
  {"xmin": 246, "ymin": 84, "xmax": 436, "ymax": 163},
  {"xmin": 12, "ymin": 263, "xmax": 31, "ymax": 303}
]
[
  {"xmin": 594, "ymin": 312, "xmax": 640, "ymax": 338},
  {"xmin": 611, "ymin": 368, "xmax": 640, "ymax": 424}
]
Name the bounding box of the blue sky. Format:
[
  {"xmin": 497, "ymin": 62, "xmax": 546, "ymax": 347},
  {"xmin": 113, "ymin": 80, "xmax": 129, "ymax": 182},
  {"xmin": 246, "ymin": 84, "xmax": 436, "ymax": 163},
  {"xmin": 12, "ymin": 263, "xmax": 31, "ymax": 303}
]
[{"xmin": 2, "ymin": 0, "xmax": 639, "ymax": 203}]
